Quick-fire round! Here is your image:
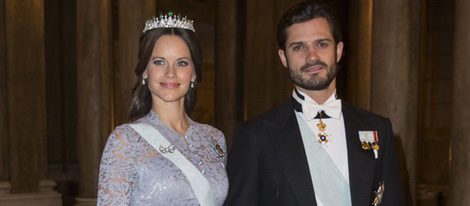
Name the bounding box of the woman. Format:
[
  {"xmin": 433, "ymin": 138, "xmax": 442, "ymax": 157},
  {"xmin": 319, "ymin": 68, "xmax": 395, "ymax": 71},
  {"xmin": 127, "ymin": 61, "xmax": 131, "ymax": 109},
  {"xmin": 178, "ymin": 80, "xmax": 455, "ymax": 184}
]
[{"xmin": 98, "ymin": 13, "xmax": 228, "ymax": 206}]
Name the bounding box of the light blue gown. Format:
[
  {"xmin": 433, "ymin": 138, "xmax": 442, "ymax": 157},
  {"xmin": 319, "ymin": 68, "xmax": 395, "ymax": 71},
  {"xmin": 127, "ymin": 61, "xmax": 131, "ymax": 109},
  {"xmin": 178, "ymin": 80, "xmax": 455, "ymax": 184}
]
[{"xmin": 97, "ymin": 112, "xmax": 228, "ymax": 206}]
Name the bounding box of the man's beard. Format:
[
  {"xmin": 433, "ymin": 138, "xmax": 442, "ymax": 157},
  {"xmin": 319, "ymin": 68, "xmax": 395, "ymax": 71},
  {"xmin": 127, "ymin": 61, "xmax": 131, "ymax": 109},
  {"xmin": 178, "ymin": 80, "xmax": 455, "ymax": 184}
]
[{"xmin": 288, "ymin": 60, "xmax": 338, "ymax": 90}]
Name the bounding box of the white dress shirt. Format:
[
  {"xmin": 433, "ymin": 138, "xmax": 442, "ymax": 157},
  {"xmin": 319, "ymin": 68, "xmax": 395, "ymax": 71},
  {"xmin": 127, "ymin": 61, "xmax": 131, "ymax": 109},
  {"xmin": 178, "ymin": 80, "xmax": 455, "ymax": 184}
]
[{"xmin": 293, "ymin": 90, "xmax": 350, "ymax": 206}]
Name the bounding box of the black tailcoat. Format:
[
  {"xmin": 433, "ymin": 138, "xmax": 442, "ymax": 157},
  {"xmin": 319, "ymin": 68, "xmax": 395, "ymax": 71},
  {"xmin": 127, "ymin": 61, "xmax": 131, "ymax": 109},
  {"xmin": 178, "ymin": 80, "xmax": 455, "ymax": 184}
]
[{"xmin": 224, "ymin": 99, "xmax": 406, "ymax": 206}]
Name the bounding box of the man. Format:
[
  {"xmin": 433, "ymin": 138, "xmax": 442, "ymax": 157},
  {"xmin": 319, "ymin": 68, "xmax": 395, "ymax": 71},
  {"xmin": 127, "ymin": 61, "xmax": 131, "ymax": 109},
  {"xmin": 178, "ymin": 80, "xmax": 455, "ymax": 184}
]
[{"xmin": 224, "ymin": 1, "xmax": 406, "ymax": 206}]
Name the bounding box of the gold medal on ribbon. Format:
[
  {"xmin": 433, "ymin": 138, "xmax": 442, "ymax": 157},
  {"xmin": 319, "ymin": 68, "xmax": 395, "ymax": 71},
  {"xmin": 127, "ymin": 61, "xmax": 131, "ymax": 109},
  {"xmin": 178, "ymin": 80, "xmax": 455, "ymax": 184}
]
[{"xmin": 358, "ymin": 131, "xmax": 380, "ymax": 159}]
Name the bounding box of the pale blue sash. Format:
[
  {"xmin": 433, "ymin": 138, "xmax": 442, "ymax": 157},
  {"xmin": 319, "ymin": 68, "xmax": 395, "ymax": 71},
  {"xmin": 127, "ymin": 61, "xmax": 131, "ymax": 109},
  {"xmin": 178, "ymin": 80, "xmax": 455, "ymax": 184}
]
[
  {"xmin": 129, "ymin": 123, "xmax": 215, "ymax": 206},
  {"xmin": 295, "ymin": 113, "xmax": 352, "ymax": 206}
]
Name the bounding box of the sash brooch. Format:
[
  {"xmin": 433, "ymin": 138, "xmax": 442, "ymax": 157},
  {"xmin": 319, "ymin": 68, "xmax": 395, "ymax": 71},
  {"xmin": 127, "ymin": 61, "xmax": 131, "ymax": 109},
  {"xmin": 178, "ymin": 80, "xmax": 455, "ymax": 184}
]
[
  {"xmin": 159, "ymin": 144, "xmax": 176, "ymax": 154},
  {"xmin": 358, "ymin": 131, "xmax": 379, "ymax": 159}
]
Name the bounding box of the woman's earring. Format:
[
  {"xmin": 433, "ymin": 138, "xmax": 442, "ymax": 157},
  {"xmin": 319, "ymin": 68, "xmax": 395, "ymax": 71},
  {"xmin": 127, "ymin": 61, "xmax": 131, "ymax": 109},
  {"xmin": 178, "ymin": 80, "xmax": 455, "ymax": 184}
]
[
  {"xmin": 190, "ymin": 81, "xmax": 195, "ymax": 88},
  {"xmin": 142, "ymin": 78, "xmax": 146, "ymax": 85}
]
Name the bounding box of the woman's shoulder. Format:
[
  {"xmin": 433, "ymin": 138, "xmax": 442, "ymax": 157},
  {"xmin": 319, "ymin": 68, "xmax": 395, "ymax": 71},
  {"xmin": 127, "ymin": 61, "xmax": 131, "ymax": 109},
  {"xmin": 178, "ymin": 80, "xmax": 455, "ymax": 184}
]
[
  {"xmin": 193, "ymin": 121, "xmax": 222, "ymax": 133},
  {"xmin": 192, "ymin": 121, "xmax": 225, "ymax": 139},
  {"xmin": 113, "ymin": 123, "xmax": 136, "ymax": 134},
  {"xmin": 191, "ymin": 122, "xmax": 227, "ymax": 154},
  {"xmin": 107, "ymin": 123, "xmax": 143, "ymax": 144}
]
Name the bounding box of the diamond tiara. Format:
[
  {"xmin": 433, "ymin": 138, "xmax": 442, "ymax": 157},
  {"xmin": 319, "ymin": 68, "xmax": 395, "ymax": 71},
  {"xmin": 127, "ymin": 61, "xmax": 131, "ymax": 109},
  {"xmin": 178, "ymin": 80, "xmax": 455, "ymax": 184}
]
[{"xmin": 143, "ymin": 12, "xmax": 195, "ymax": 33}]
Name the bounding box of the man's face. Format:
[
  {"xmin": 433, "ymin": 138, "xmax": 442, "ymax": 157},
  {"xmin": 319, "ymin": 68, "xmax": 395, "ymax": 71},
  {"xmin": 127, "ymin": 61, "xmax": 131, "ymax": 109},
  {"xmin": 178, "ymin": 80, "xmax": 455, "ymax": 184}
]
[{"xmin": 278, "ymin": 17, "xmax": 343, "ymax": 91}]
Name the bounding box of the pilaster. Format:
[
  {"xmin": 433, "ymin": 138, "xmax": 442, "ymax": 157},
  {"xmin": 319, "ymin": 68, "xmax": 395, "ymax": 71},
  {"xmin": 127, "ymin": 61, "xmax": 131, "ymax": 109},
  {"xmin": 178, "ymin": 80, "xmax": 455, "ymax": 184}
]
[{"xmin": 448, "ymin": 0, "xmax": 470, "ymax": 204}]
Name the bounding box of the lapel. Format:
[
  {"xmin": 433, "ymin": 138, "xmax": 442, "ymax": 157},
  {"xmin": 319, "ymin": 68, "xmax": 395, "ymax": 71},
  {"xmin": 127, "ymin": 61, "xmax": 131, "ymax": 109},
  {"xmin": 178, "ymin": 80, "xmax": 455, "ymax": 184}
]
[
  {"xmin": 266, "ymin": 100, "xmax": 317, "ymax": 206},
  {"xmin": 342, "ymin": 102, "xmax": 376, "ymax": 206}
]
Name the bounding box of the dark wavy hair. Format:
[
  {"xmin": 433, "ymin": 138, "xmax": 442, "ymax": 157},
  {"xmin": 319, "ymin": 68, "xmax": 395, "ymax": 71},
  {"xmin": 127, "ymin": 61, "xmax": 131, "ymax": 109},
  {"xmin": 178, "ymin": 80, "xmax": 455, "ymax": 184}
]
[
  {"xmin": 128, "ymin": 27, "xmax": 203, "ymax": 122},
  {"xmin": 277, "ymin": 0, "xmax": 343, "ymax": 50}
]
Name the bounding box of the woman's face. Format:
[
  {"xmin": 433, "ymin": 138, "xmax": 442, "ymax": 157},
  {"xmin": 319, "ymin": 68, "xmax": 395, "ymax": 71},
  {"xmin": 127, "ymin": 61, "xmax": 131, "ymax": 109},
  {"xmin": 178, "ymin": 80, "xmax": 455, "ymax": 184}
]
[{"xmin": 143, "ymin": 34, "xmax": 195, "ymax": 107}]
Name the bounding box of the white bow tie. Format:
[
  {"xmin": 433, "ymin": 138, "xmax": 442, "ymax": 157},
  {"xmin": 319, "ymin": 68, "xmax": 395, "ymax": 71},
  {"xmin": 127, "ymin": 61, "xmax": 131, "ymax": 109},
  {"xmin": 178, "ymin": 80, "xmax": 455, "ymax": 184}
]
[
  {"xmin": 292, "ymin": 90, "xmax": 342, "ymax": 120},
  {"xmin": 302, "ymin": 99, "xmax": 342, "ymax": 120}
]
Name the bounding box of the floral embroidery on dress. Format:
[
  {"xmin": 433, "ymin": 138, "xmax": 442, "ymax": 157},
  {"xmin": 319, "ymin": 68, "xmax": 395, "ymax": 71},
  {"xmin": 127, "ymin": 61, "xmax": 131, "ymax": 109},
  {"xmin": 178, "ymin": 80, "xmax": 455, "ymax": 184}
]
[{"xmin": 97, "ymin": 112, "xmax": 228, "ymax": 206}]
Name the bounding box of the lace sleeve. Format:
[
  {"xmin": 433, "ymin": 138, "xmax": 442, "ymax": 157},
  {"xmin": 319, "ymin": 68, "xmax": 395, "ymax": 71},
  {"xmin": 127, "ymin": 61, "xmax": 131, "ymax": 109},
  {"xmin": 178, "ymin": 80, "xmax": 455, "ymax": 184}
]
[{"xmin": 97, "ymin": 126, "xmax": 138, "ymax": 206}]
